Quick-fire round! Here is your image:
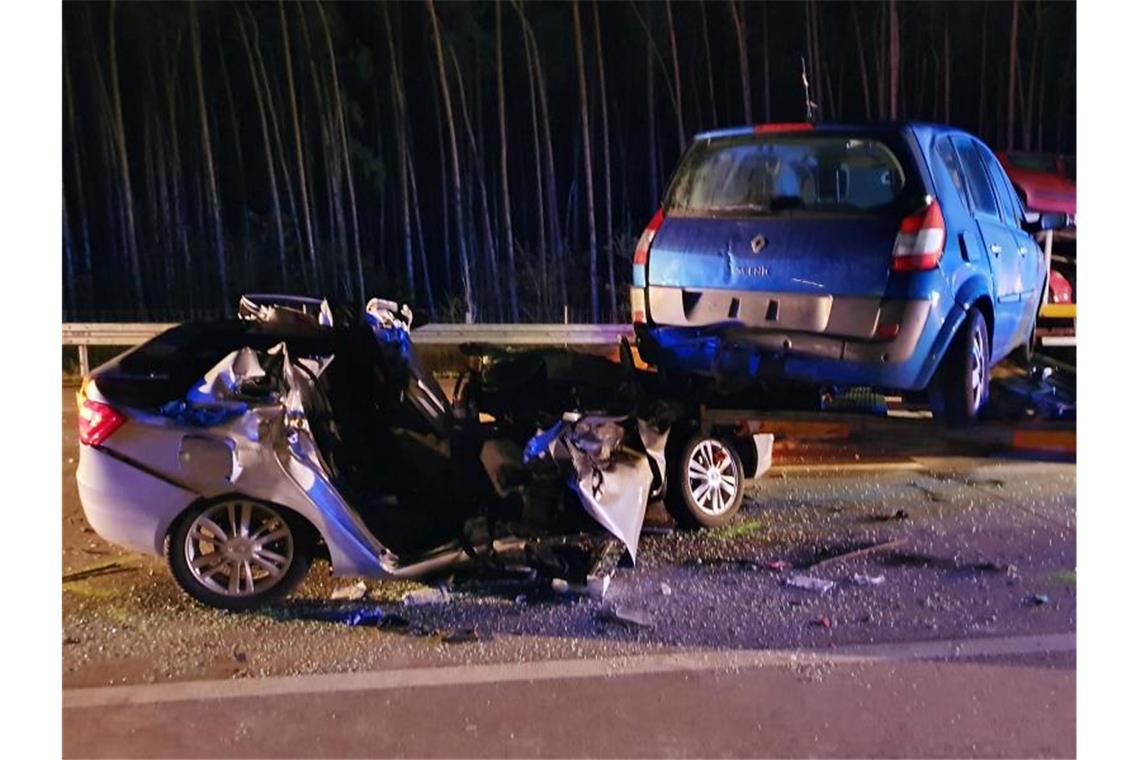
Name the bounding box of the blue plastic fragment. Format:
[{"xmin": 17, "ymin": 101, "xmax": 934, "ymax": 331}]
[{"xmin": 159, "ymin": 400, "xmax": 246, "ymax": 427}]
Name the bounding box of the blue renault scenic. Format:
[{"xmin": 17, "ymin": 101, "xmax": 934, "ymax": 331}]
[{"xmin": 631, "ymin": 122, "xmax": 1066, "ymax": 423}]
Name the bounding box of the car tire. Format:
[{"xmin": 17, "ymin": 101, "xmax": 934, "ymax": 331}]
[
  {"xmin": 935, "ymin": 307, "xmax": 991, "ymax": 427},
  {"xmin": 665, "ymin": 434, "xmax": 745, "ymax": 529},
  {"xmin": 168, "ymin": 497, "xmax": 313, "ymax": 611}
]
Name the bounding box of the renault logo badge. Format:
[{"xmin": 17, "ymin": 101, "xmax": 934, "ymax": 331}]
[{"xmin": 750, "ymin": 233, "xmax": 768, "ymax": 254}]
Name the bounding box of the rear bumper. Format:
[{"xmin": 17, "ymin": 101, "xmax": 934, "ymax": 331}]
[
  {"xmin": 76, "ymin": 444, "xmax": 198, "ymax": 556},
  {"xmin": 637, "ymin": 297, "xmax": 948, "ymax": 391}
]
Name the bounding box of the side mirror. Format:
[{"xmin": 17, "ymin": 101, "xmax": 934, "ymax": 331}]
[{"xmin": 1023, "ymin": 211, "xmax": 1071, "ymax": 234}]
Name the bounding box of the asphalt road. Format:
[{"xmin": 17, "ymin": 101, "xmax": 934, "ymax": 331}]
[{"xmin": 61, "ymin": 388, "xmax": 1076, "ymax": 757}]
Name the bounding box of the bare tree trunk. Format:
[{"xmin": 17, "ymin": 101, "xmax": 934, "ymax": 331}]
[
  {"xmin": 522, "ymin": 18, "xmax": 548, "ymax": 319},
  {"xmin": 647, "ymin": 40, "xmax": 659, "ymax": 206},
  {"xmin": 215, "ymin": 22, "xmax": 251, "ymax": 289},
  {"xmin": 1020, "ymin": 0, "xmax": 1040, "ymax": 151},
  {"xmin": 236, "ymin": 10, "xmax": 287, "ymax": 281},
  {"xmin": 382, "ymin": 4, "xmax": 415, "ymax": 305},
  {"xmin": 977, "ymin": 3, "xmax": 988, "ymax": 139},
  {"xmin": 664, "ymin": 0, "xmax": 685, "ymax": 152},
  {"xmin": 405, "ymin": 141, "xmax": 435, "ymax": 318},
  {"xmin": 279, "ymin": 0, "xmax": 319, "ymax": 292},
  {"xmin": 496, "ymin": 3, "xmax": 520, "ymax": 322},
  {"xmin": 888, "ymin": 0, "xmax": 900, "ymax": 120},
  {"xmin": 943, "ymin": 21, "xmax": 951, "ymax": 122},
  {"xmin": 514, "ymin": 0, "xmax": 567, "ymax": 317},
  {"xmin": 107, "ymin": 1, "xmax": 146, "ymax": 309},
  {"xmin": 432, "ymin": 75, "xmax": 453, "ymax": 298},
  {"xmin": 571, "ymin": 1, "xmax": 600, "ymax": 322},
  {"xmin": 699, "ymin": 2, "xmax": 718, "ymax": 127},
  {"xmin": 189, "ymin": 2, "xmax": 228, "ymax": 309},
  {"xmin": 1006, "ymin": 0, "xmax": 1020, "ymax": 150},
  {"xmin": 426, "ymin": 0, "xmax": 476, "ymax": 322},
  {"xmin": 851, "ymin": 3, "xmax": 873, "ymax": 120},
  {"xmin": 316, "ymin": 1, "xmax": 365, "ymax": 303},
  {"xmin": 449, "ymin": 45, "xmax": 500, "ymax": 322},
  {"xmin": 592, "ymin": 0, "xmax": 616, "ymax": 320},
  {"xmin": 64, "ymin": 45, "xmax": 93, "ymax": 301},
  {"xmin": 762, "ymin": 2, "xmax": 771, "ymax": 122},
  {"xmin": 728, "ymin": 0, "xmax": 752, "ymax": 123}
]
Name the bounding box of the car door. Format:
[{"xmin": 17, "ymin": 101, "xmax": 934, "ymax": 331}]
[
  {"xmin": 952, "ymin": 136, "xmax": 1021, "ymax": 357},
  {"xmin": 978, "ymin": 144, "xmax": 1042, "ymax": 352}
]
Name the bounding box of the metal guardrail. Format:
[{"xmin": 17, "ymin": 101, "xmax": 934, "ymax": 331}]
[{"xmin": 62, "ymin": 322, "xmax": 636, "ymax": 376}]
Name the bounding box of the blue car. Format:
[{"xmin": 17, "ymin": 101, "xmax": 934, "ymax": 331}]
[{"xmin": 631, "ymin": 122, "xmax": 1066, "ymax": 423}]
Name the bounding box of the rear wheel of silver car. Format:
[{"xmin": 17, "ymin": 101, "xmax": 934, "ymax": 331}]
[
  {"xmin": 666, "ymin": 435, "xmax": 745, "ymax": 529},
  {"xmin": 168, "ymin": 498, "xmax": 312, "ymax": 611},
  {"xmin": 935, "ymin": 307, "xmax": 991, "ymax": 427}
]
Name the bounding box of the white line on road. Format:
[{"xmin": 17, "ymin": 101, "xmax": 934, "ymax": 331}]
[{"xmin": 63, "ymin": 632, "xmax": 1074, "ymax": 711}]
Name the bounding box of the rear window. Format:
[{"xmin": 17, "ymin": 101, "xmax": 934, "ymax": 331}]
[{"xmin": 665, "ymin": 135, "xmax": 909, "ymax": 216}]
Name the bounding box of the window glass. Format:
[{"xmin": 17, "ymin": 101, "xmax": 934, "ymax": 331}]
[
  {"xmin": 666, "ymin": 135, "xmax": 907, "ymax": 216},
  {"xmin": 933, "ymin": 137, "xmax": 971, "ymax": 211},
  {"xmin": 952, "ymin": 136, "xmax": 998, "ymax": 219},
  {"xmin": 979, "ymin": 145, "xmax": 1022, "ymax": 225}
]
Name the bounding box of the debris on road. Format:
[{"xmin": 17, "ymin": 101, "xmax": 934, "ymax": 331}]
[
  {"xmin": 659, "ymin": 581, "xmax": 673, "ymax": 596},
  {"xmin": 598, "ymin": 605, "xmax": 655, "ymax": 629},
  {"xmin": 62, "ymin": 561, "xmax": 136, "ymax": 584},
  {"xmin": 765, "ymin": 560, "xmax": 792, "ymax": 572},
  {"xmin": 402, "ymin": 586, "xmax": 452, "ymax": 606},
  {"xmin": 785, "ymin": 574, "xmax": 836, "ymax": 593},
  {"xmin": 813, "ymin": 616, "xmax": 834, "ymax": 629},
  {"xmin": 551, "ymin": 573, "xmax": 612, "ymax": 601},
  {"xmin": 851, "ymin": 572, "xmax": 886, "ymax": 586},
  {"xmin": 330, "ymin": 580, "xmax": 368, "ymax": 601},
  {"xmin": 440, "ymin": 628, "xmax": 484, "ymax": 644},
  {"xmin": 1031, "ymin": 593, "xmax": 1052, "ymax": 606},
  {"xmin": 808, "ymin": 538, "xmax": 907, "ymax": 572}
]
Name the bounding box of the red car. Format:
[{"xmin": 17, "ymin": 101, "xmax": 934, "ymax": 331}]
[{"xmin": 996, "ymin": 151, "xmax": 1076, "ymax": 217}]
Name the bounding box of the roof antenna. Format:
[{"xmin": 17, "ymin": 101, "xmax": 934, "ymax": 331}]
[{"xmin": 800, "ymin": 56, "xmax": 818, "ymax": 123}]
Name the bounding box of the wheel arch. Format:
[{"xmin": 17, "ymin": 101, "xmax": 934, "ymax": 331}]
[{"xmin": 163, "ymin": 492, "xmax": 322, "ymax": 557}]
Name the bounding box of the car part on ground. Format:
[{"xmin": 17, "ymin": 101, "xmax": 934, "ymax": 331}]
[{"xmin": 75, "ymin": 296, "xmax": 774, "ymax": 610}]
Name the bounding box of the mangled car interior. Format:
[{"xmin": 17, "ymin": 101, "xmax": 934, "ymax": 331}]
[{"xmin": 76, "ymin": 294, "xmax": 771, "ymax": 609}]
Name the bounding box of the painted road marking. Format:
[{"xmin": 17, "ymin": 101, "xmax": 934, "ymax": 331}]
[
  {"xmin": 64, "ymin": 632, "xmax": 1074, "ymax": 710},
  {"xmin": 771, "ymin": 460, "xmax": 926, "ymax": 474}
]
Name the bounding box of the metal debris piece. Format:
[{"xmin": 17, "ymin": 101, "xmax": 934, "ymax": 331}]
[
  {"xmin": 402, "ymin": 586, "xmax": 452, "ymax": 606},
  {"xmin": 598, "ymin": 605, "xmax": 654, "ymax": 628},
  {"xmin": 1031, "ymin": 593, "xmax": 1051, "ymax": 606},
  {"xmin": 330, "ymin": 580, "xmax": 368, "ymax": 601},
  {"xmin": 851, "ymin": 573, "xmax": 886, "ymax": 586},
  {"xmin": 441, "ymin": 628, "xmax": 483, "ymax": 644},
  {"xmin": 785, "ymin": 574, "xmax": 836, "ymax": 593}
]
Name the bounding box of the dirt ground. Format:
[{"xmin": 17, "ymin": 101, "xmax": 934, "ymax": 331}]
[{"xmin": 62, "ymin": 387, "xmax": 1076, "ymax": 690}]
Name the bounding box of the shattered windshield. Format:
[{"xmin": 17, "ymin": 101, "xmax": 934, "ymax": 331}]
[{"xmin": 665, "ymin": 135, "xmax": 908, "ymax": 216}]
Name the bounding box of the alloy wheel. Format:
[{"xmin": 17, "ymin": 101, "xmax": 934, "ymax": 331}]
[
  {"xmin": 685, "ymin": 439, "xmax": 739, "ymax": 517},
  {"xmin": 183, "ymin": 499, "xmax": 295, "ymax": 597}
]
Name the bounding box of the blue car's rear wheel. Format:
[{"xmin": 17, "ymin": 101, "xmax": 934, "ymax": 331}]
[
  {"xmin": 934, "ymin": 307, "xmax": 991, "ymax": 427},
  {"xmin": 168, "ymin": 497, "xmax": 313, "ymax": 611}
]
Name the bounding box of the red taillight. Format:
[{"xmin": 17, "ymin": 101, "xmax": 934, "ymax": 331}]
[
  {"xmin": 78, "ymin": 397, "xmax": 126, "ymax": 446},
  {"xmin": 633, "ymin": 208, "xmax": 665, "ymax": 267},
  {"xmin": 891, "ymin": 200, "xmax": 946, "ymax": 272}
]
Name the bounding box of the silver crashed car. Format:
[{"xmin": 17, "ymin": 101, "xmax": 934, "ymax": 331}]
[{"xmin": 76, "ymin": 295, "xmax": 771, "ymax": 610}]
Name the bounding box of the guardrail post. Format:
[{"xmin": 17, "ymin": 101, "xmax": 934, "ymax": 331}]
[{"xmin": 78, "ymin": 345, "xmax": 89, "ymax": 377}]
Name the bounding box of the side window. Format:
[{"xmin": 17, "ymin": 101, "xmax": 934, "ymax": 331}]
[
  {"xmin": 933, "ymin": 136, "xmax": 971, "ymax": 211},
  {"xmin": 952, "ymin": 136, "xmax": 999, "ymax": 220},
  {"xmin": 978, "ymin": 144, "xmax": 1022, "ymax": 226}
]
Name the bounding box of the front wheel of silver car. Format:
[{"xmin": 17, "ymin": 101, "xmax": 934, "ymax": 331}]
[
  {"xmin": 666, "ymin": 435, "xmax": 745, "ymax": 529},
  {"xmin": 168, "ymin": 497, "xmax": 313, "ymax": 611}
]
